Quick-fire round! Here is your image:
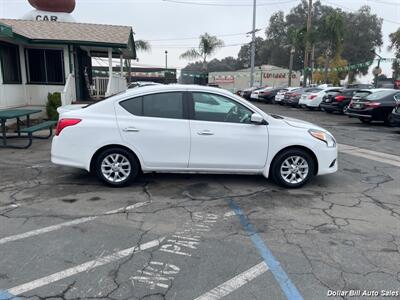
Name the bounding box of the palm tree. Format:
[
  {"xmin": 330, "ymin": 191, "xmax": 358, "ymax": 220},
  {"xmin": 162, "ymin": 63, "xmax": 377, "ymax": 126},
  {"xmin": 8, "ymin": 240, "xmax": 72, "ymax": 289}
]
[
  {"xmin": 125, "ymin": 40, "xmax": 151, "ymax": 83},
  {"xmin": 180, "ymin": 33, "xmax": 224, "ymax": 71},
  {"xmin": 318, "ymin": 11, "xmax": 345, "ymax": 83},
  {"xmin": 135, "ymin": 40, "xmax": 151, "ymax": 52}
]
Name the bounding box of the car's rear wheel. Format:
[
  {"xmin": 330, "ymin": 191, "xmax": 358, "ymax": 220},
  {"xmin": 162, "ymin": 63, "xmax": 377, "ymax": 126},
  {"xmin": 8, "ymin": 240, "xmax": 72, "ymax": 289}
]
[
  {"xmin": 95, "ymin": 148, "xmax": 139, "ymax": 187},
  {"xmin": 271, "ymin": 148, "xmax": 315, "ymax": 188},
  {"xmin": 341, "ymin": 105, "xmax": 349, "ymax": 114}
]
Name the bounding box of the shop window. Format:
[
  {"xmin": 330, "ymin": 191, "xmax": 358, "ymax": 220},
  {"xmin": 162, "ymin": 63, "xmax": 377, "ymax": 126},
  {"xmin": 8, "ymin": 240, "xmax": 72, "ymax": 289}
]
[
  {"xmin": 26, "ymin": 48, "xmax": 65, "ymax": 84},
  {"xmin": 0, "ymin": 42, "xmax": 22, "ymax": 84}
]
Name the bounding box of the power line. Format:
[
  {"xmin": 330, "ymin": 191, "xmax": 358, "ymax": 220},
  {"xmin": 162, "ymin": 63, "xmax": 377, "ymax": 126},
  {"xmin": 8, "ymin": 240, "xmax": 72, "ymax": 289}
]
[
  {"xmin": 323, "ymin": 0, "xmax": 400, "ymax": 25},
  {"xmin": 162, "ymin": 0, "xmax": 298, "ymax": 7}
]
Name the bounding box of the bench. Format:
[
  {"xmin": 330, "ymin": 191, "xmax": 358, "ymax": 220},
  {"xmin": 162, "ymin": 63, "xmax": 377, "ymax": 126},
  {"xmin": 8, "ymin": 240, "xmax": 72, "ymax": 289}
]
[{"xmin": 18, "ymin": 120, "xmax": 57, "ymax": 149}]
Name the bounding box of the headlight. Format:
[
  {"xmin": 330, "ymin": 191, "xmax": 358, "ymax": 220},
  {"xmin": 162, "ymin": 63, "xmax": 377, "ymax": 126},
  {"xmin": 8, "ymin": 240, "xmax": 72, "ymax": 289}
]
[{"xmin": 308, "ymin": 129, "xmax": 336, "ymax": 148}]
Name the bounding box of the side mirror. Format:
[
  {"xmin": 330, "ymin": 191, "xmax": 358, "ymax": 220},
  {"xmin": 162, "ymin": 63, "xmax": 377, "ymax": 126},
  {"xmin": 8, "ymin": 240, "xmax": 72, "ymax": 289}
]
[{"xmin": 251, "ymin": 113, "xmax": 268, "ymax": 125}]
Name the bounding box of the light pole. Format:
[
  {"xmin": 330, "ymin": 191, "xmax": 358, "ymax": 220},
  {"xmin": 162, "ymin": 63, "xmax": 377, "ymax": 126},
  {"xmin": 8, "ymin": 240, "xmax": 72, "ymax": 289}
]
[
  {"xmin": 371, "ymin": 50, "xmax": 382, "ymax": 88},
  {"xmin": 288, "ymin": 46, "xmax": 295, "ymax": 87},
  {"xmin": 249, "ymin": 0, "xmax": 256, "ymax": 87},
  {"xmin": 165, "ymin": 50, "xmax": 168, "ymax": 84}
]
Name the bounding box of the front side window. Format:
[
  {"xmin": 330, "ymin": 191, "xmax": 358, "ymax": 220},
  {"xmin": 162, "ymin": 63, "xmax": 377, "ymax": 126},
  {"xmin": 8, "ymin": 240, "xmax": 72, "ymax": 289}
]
[
  {"xmin": 120, "ymin": 92, "xmax": 184, "ymax": 119},
  {"xmin": 0, "ymin": 42, "xmax": 21, "ymax": 84},
  {"xmin": 26, "ymin": 48, "xmax": 64, "ymax": 84},
  {"xmin": 192, "ymin": 92, "xmax": 253, "ymax": 124}
]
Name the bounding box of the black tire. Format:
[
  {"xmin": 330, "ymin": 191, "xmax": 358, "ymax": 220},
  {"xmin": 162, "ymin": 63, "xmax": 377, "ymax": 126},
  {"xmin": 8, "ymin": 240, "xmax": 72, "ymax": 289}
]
[
  {"xmin": 270, "ymin": 148, "xmax": 316, "ymax": 188},
  {"xmin": 341, "ymin": 105, "xmax": 349, "ymax": 114},
  {"xmin": 95, "ymin": 148, "xmax": 139, "ymax": 187},
  {"xmin": 359, "ymin": 118, "xmax": 371, "ymax": 124},
  {"xmin": 325, "ymin": 109, "xmax": 333, "ymax": 114}
]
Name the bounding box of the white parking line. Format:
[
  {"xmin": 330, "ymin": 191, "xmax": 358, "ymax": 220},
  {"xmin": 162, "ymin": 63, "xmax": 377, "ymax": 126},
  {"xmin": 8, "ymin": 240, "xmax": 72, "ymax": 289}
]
[
  {"xmin": 339, "ymin": 144, "xmax": 400, "ymax": 167},
  {"xmin": 6, "ymin": 237, "xmax": 165, "ymax": 296},
  {"xmin": 0, "ymin": 202, "xmax": 149, "ymax": 246},
  {"xmin": 193, "ymin": 262, "xmax": 269, "ymax": 300}
]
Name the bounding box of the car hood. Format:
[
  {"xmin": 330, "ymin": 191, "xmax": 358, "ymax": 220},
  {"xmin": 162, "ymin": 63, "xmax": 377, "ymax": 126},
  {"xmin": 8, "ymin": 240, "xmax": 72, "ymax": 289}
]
[{"xmin": 268, "ymin": 114, "xmax": 327, "ymax": 131}]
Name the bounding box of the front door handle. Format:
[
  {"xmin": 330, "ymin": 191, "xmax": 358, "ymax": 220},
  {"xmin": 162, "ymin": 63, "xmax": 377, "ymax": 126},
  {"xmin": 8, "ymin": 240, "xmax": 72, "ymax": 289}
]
[
  {"xmin": 197, "ymin": 130, "xmax": 214, "ymax": 136},
  {"xmin": 123, "ymin": 127, "xmax": 140, "ymax": 132}
]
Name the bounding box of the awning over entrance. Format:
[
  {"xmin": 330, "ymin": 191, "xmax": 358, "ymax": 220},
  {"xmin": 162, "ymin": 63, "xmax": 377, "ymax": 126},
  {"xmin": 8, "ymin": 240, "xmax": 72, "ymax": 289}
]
[{"xmin": 0, "ymin": 18, "xmax": 136, "ymax": 59}]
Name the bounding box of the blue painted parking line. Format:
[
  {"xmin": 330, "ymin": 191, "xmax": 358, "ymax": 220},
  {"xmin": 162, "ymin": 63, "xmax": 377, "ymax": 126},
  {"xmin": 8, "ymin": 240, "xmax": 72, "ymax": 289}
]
[
  {"xmin": 0, "ymin": 291, "xmax": 20, "ymax": 300},
  {"xmin": 228, "ymin": 199, "xmax": 304, "ymax": 300}
]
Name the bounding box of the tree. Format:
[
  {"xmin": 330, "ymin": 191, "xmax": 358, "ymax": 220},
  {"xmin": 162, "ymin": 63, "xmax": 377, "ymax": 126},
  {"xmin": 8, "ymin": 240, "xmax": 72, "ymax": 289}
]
[
  {"xmin": 317, "ymin": 10, "xmax": 345, "ymax": 82},
  {"xmin": 342, "ymin": 6, "xmax": 383, "ymax": 82},
  {"xmin": 313, "ymin": 56, "xmax": 348, "ymax": 85},
  {"xmin": 135, "ymin": 40, "xmax": 151, "ymax": 52},
  {"xmin": 180, "ymin": 33, "xmax": 224, "ymax": 70},
  {"xmin": 237, "ymin": 37, "xmax": 269, "ymax": 68},
  {"xmin": 389, "ymin": 28, "xmax": 400, "ymax": 79}
]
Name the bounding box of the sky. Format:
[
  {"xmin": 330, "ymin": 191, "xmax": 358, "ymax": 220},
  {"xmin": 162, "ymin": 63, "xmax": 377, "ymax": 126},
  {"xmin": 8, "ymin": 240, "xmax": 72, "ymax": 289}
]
[{"xmin": 1, "ymin": 0, "xmax": 399, "ymax": 82}]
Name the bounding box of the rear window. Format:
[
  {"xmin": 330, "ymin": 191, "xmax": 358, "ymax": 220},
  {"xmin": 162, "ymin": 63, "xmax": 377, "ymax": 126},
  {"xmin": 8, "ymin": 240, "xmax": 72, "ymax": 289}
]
[
  {"xmin": 353, "ymin": 91, "xmax": 371, "ymax": 98},
  {"xmin": 326, "ymin": 91, "xmax": 341, "ymax": 96},
  {"xmin": 342, "ymin": 90, "xmax": 357, "ymax": 96},
  {"xmin": 305, "ymin": 88, "xmax": 322, "ymax": 93},
  {"xmin": 365, "ymin": 91, "xmax": 395, "ymax": 101}
]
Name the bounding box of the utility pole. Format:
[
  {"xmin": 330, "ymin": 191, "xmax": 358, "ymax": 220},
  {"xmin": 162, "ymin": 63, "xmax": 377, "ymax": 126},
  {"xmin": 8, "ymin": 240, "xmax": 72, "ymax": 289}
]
[
  {"xmin": 165, "ymin": 50, "xmax": 168, "ymax": 84},
  {"xmin": 250, "ymin": 0, "xmax": 257, "ymax": 87},
  {"xmin": 288, "ymin": 46, "xmax": 295, "ymax": 87},
  {"xmin": 303, "ymin": 0, "xmax": 312, "ymax": 87}
]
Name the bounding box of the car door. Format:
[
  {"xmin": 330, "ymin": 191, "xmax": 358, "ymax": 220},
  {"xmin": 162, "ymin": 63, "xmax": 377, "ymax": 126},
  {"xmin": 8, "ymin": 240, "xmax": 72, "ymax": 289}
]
[
  {"xmin": 188, "ymin": 92, "xmax": 269, "ymax": 170},
  {"xmin": 115, "ymin": 91, "xmax": 190, "ymax": 169}
]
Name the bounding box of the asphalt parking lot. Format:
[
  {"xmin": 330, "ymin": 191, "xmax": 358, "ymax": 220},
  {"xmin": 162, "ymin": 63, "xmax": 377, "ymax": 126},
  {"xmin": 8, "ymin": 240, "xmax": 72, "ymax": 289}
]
[{"xmin": 0, "ymin": 104, "xmax": 399, "ymax": 300}]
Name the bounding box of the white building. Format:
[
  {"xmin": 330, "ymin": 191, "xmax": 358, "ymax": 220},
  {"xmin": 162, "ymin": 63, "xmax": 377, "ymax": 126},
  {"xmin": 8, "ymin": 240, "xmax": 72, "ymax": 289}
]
[
  {"xmin": 0, "ymin": 19, "xmax": 136, "ymax": 110},
  {"xmin": 208, "ymin": 65, "xmax": 301, "ymax": 92}
]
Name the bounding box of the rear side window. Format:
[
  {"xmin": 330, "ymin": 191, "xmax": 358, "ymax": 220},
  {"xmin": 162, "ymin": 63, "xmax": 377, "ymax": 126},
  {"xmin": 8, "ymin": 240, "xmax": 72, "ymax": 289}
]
[
  {"xmin": 120, "ymin": 97, "xmax": 142, "ymax": 115},
  {"xmin": 120, "ymin": 92, "xmax": 184, "ymax": 119},
  {"xmin": 342, "ymin": 90, "xmax": 356, "ymax": 96},
  {"xmin": 326, "ymin": 91, "xmax": 341, "ymax": 97},
  {"xmin": 143, "ymin": 92, "xmax": 183, "ymax": 119}
]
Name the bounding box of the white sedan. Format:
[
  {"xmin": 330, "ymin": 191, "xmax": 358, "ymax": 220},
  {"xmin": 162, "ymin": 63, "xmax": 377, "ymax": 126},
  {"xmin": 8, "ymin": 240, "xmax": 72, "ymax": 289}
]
[
  {"xmin": 298, "ymin": 87, "xmax": 341, "ymax": 109},
  {"xmin": 52, "ymin": 85, "xmax": 338, "ymax": 188}
]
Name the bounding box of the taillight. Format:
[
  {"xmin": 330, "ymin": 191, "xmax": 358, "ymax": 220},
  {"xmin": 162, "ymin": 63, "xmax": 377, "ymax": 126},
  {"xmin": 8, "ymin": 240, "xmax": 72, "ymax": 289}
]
[
  {"xmin": 365, "ymin": 102, "xmax": 381, "ymax": 108},
  {"xmin": 56, "ymin": 118, "xmax": 82, "ymax": 136},
  {"xmin": 335, "ymin": 95, "xmax": 346, "ymax": 102},
  {"xmin": 308, "ymin": 95, "xmax": 317, "ymax": 100}
]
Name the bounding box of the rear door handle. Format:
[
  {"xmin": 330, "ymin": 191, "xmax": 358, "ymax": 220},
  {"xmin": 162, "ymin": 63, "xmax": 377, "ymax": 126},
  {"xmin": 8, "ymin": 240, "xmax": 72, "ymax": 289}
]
[
  {"xmin": 197, "ymin": 130, "xmax": 214, "ymax": 136},
  {"xmin": 123, "ymin": 127, "xmax": 140, "ymax": 132}
]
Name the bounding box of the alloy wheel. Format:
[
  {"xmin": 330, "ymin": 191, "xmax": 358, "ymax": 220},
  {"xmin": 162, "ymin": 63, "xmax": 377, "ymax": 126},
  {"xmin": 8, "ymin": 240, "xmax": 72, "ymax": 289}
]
[
  {"xmin": 101, "ymin": 153, "xmax": 132, "ymax": 183},
  {"xmin": 280, "ymin": 156, "xmax": 309, "ymax": 184}
]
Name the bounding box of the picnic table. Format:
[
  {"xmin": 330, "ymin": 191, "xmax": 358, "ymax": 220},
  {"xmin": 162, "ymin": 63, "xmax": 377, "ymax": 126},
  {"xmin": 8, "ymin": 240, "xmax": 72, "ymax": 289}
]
[{"xmin": 0, "ymin": 109, "xmax": 57, "ymax": 149}]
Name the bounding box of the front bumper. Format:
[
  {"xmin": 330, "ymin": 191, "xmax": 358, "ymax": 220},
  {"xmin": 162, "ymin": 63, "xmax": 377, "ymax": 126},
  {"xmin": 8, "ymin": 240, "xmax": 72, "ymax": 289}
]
[{"xmin": 315, "ymin": 145, "xmax": 338, "ymax": 175}]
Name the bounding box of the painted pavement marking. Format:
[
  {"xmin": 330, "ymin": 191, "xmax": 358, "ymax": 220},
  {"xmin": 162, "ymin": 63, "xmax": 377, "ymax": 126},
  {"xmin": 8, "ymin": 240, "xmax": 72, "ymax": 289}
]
[
  {"xmin": 193, "ymin": 262, "xmax": 269, "ymax": 300},
  {"xmin": 0, "ymin": 202, "xmax": 150, "ymax": 245},
  {"xmin": 339, "ymin": 144, "xmax": 400, "ymax": 167},
  {"xmin": 228, "ymin": 199, "xmax": 303, "ymax": 300},
  {"xmin": 4, "ymin": 237, "xmax": 165, "ymax": 296}
]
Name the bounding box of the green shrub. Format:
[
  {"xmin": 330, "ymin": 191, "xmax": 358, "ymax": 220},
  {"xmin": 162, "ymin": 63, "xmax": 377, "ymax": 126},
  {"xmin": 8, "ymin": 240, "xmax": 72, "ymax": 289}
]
[{"xmin": 46, "ymin": 92, "xmax": 62, "ymax": 121}]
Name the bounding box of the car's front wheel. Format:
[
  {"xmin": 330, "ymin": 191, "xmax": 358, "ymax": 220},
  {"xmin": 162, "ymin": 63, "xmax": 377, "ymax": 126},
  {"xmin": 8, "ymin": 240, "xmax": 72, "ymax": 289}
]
[
  {"xmin": 95, "ymin": 148, "xmax": 139, "ymax": 187},
  {"xmin": 271, "ymin": 148, "xmax": 315, "ymax": 188}
]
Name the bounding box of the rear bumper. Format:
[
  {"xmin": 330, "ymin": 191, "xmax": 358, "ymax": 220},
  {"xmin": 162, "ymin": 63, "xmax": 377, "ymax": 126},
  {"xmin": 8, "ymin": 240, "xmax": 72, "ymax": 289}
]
[
  {"xmin": 345, "ymin": 109, "xmax": 373, "ymax": 118},
  {"xmin": 51, "ymin": 136, "xmax": 92, "ymax": 171}
]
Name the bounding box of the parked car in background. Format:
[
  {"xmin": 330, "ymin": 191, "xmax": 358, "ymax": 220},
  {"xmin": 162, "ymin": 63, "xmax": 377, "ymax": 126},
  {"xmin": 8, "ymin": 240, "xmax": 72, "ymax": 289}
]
[
  {"xmin": 299, "ymin": 87, "xmax": 342, "ymax": 110},
  {"xmin": 258, "ymin": 87, "xmax": 283, "ymax": 103},
  {"xmin": 128, "ymin": 81, "xmax": 162, "ymax": 89},
  {"xmin": 320, "ymin": 89, "xmax": 365, "ymax": 114},
  {"xmin": 347, "ymin": 83, "xmax": 374, "ymax": 89},
  {"xmin": 241, "ymin": 87, "xmax": 260, "ymax": 100},
  {"xmin": 274, "ymin": 87, "xmax": 299, "ymax": 104},
  {"xmin": 388, "ymin": 101, "xmax": 400, "ymax": 127},
  {"xmin": 283, "ymin": 87, "xmax": 322, "ymax": 107},
  {"xmin": 52, "ymin": 84, "xmax": 338, "ymax": 188},
  {"xmin": 250, "ymin": 87, "xmax": 268, "ymax": 101},
  {"xmin": 346, "ymin": 89, "xmax": 400, "ymax": 124}
]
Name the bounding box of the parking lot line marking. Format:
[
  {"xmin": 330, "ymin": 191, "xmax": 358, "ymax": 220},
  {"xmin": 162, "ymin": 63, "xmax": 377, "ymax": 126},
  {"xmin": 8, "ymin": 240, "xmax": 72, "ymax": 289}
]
[
  {"xmin": 0, "ymin": 202, "xmax": 150, "ymax": 246},
  {"xmin": 5, "ymin": 237, "xmax": 165, "ymax": 296},
  {"xmin": 228, "ymin": 200, "xmax": 303, "ymax": 300},
  {"xmin": 193, "ymin": 262, "xmax": 268, "ymax": 300},
  {"xmin": 339, "ymin": 144, "xmax": 400, "ymax": 167}
]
